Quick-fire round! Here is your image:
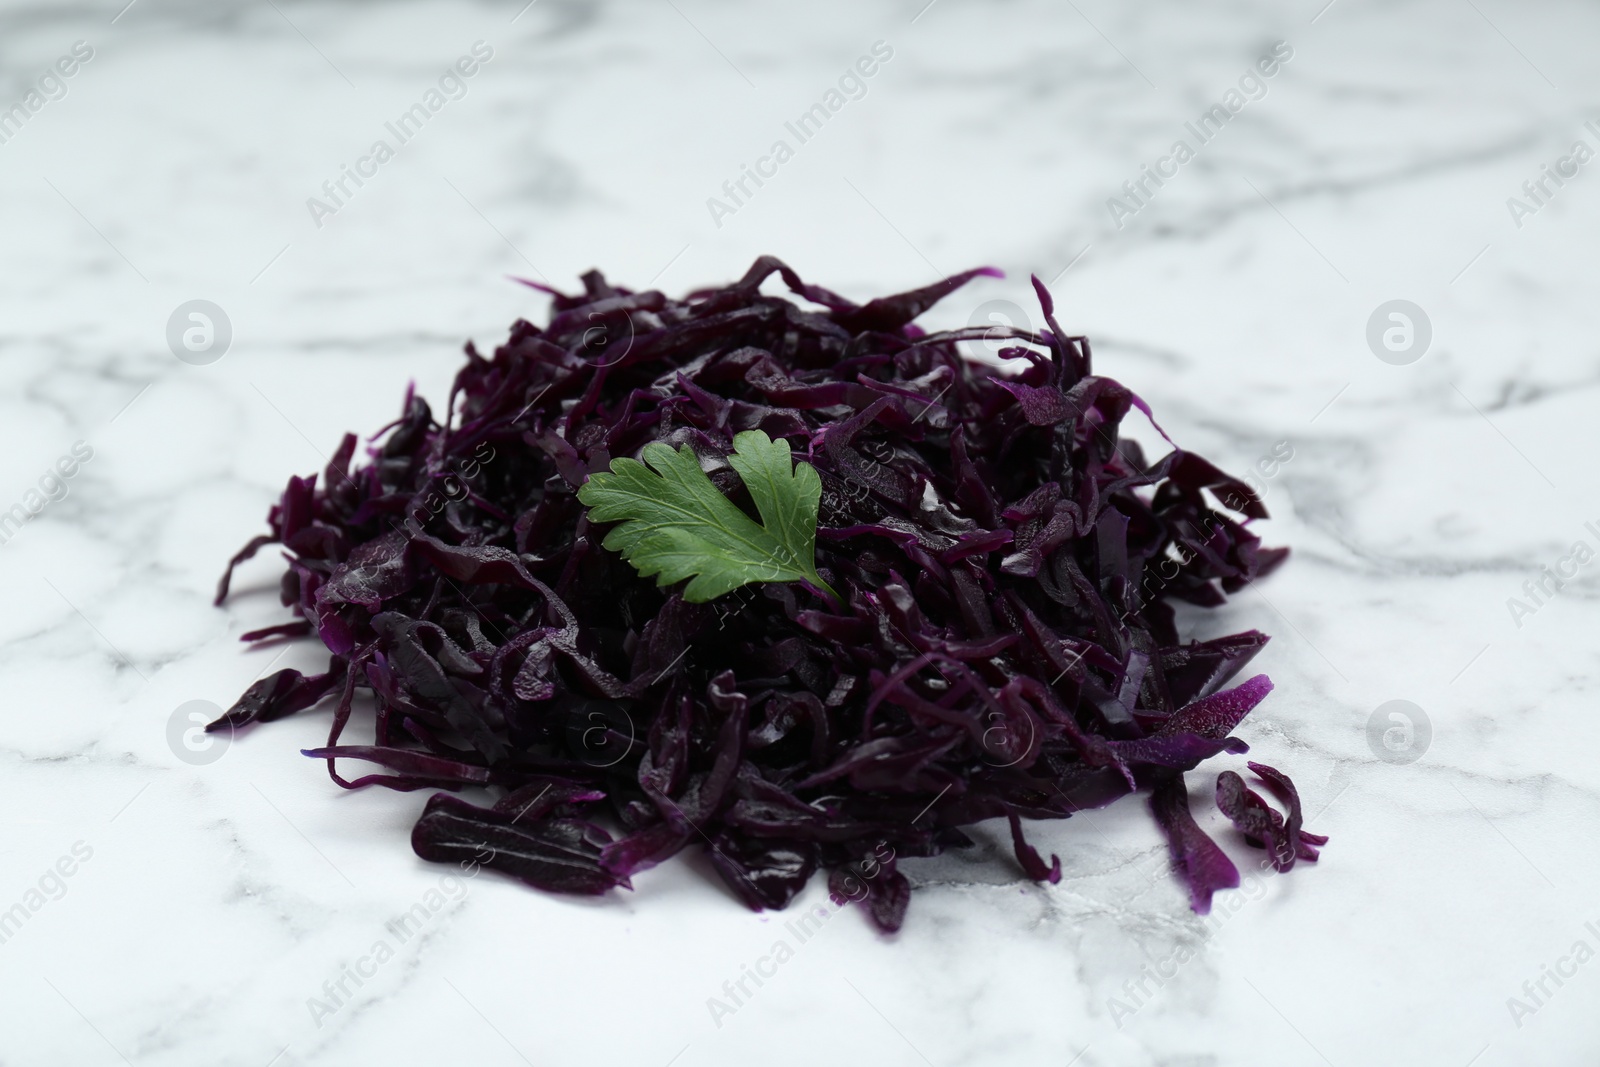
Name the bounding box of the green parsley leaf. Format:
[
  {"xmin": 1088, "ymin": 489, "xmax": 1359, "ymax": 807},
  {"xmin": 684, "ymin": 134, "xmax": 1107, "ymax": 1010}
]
[{"xmin": 577, "ymin": 430, "xmax": 838, "ymax": 603}]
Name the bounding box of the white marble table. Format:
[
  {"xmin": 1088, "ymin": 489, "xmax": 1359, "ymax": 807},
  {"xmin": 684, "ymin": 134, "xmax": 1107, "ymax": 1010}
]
[{"xmin": 3, "ymin": 0, "xmax": 1598, "ymax": 1063}]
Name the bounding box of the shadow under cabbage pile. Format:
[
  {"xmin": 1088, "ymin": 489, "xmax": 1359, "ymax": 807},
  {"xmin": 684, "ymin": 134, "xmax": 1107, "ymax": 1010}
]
[{"xmin": 212, "ymin": 256, "xmax": 1324, "ymax": 931}]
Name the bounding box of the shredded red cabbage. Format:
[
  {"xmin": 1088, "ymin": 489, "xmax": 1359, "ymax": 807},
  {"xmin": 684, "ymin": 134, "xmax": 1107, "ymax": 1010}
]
[{"xmin": 213, "ymin": 257, "xmax": 1320, "ymax": 929}]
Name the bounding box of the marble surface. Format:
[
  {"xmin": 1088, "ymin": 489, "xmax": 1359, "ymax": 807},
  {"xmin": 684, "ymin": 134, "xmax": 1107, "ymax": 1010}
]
[{"xmin": 3, "ymin": 0, "xmax": 1599, "ymax": 1063}]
